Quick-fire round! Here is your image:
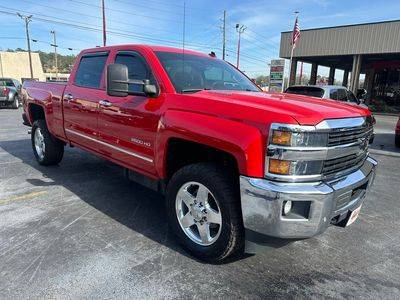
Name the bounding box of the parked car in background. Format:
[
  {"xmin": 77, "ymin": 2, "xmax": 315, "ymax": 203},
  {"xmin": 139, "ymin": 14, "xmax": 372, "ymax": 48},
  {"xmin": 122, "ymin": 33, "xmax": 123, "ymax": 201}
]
[
  {"xmin": 285, "ymin": 85, "xmax": 375, "ymax": 143},
  {"xmin": 0, "ymin": 78, "xmax": 21, "ymax": 109},
  {"xmin": 396, "ymin": 115, "xmax": 400, "ymax": 147},
  {"xmin": 285, "ymin": 85, "xmax": 368, "ymax": 106},
  {"xmin": 22, "ymin": 45, "xmax": 377, "ymax": 262}
]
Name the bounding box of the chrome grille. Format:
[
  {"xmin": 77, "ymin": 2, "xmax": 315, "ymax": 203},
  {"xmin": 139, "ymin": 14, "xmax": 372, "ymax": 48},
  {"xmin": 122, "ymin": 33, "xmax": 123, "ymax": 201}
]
[
  {"xmin": 328, "ymin": 126, "xmax": 373, "ymax": 146},
  {"xmin": 323, "ymin": 152, "xmax": 368, "ymax": 176}
]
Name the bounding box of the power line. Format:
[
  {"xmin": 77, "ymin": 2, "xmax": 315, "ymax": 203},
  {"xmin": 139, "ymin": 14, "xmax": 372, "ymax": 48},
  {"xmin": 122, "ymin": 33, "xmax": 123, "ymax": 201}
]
[
  {"xmin": 0, "ymin": 9, "xmax": 222, "ymax": 52},
  {"xmin": 66, "ymin": 0, "xmax": 205, "ymax": 26},
  {"xmin": 18, "ymin": 0, "xmax": 184, "ymax": 37},
  {"xmin": 0, "ymin": 7, "xmax": 269, "ymax": 66}
]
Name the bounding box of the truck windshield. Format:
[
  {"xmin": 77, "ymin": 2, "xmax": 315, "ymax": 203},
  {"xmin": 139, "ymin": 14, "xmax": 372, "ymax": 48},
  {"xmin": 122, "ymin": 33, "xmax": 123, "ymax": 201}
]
[{"xmin": 155, "ymin": 52, "xmax": 260, "ymax": 93}]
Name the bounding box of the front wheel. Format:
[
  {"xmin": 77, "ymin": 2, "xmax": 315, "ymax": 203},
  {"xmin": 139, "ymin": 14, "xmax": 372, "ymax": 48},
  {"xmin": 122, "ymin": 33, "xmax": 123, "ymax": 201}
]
[
  {"xmin": 166, "ymin": 163, "xmax": 244, "ymax": 263},
  {"xmin": 31, "ymin": 119, "xmax": 64, "ymax": 165}
]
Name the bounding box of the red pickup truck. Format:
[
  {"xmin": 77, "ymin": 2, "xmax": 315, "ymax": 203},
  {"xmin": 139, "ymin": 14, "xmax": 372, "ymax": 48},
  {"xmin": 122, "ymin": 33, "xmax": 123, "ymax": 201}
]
[{"xmin": 22, "ymin": 45, "xmax": 377, "ymax": 262}]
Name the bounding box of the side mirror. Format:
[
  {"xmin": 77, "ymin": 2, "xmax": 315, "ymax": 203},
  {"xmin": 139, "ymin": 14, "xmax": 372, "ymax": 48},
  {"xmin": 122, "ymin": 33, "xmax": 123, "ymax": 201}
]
[
  {"xmin": 143, "ymin": 79, "xmax": 158, "ymax": 97},
  {"xmin": 357, "ymin": 88, "xmax": 367, "ymax": 100},
  {"xmin": 107, "ymin": 64, "xmax": 158, "ymax": 98},
  {"xmin": 107, "ymin": 63, "xmax": 129, "ymax": 97}
]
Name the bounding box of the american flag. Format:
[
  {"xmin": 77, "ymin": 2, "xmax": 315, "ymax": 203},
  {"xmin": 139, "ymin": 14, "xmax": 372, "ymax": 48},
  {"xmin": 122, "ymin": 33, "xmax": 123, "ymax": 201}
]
[{"xmin": 292, "ymin": 17, "xmax": 300, "ymax": 48}]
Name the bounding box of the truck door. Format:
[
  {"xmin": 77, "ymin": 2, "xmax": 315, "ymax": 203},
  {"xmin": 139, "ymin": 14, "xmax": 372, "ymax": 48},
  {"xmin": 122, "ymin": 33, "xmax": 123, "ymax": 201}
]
[
  {"xmin": 63, "ymin": 51, "xmax": 109, "ymax": 151},
  {"xmin": 97, "ymin": 50, "xmax": 162, "ymax": 176}
]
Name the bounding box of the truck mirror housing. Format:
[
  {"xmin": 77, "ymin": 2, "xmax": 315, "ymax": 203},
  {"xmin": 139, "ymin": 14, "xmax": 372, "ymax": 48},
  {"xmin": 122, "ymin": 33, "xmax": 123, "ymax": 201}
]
[
  {"xmin": 143, "ymin": 79, "xmax": 158, "ymax": 97},
  {"xmin": 107, "ymin": 63, "xmax": 129, "ymax": 97},
  {"xmin": 357, "ymin": 88, "xmax": 367, "ymax": 100},
  {"xmin": 107, "ymin": 64, "xmax": 158, "ymax": 98}
]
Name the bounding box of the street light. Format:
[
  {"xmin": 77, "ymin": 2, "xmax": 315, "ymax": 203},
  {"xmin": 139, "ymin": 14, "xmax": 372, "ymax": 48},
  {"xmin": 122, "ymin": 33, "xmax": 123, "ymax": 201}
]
[{"xmin": 235, "ymin": 23, "xmax": 246, "ymax": 69}]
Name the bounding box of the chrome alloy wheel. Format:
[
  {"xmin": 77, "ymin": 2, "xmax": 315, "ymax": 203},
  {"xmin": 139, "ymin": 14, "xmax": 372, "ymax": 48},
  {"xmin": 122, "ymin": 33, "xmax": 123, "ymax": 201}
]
[
  {"xmin": 34, "ymin": 127, "xmax": 45, "ymax": 160},
  {"xmin": 175, "ymin": 181, "xmax": 222, "ymax": 246}
]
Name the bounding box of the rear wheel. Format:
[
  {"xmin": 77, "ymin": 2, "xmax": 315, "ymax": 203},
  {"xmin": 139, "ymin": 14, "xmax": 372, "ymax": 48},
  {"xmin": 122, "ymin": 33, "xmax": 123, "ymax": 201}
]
[
  {"xmin": 166, "ymin": 163, "xmax": 244, "ymax": 263},
  {"xmin": 31, "ymin": 119, "xmax": 64, "ymax": 165}
]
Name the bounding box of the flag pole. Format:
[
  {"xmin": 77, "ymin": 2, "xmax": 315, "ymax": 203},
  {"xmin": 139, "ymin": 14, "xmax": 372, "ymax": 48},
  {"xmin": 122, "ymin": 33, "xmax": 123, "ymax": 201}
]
[
  {"xmin": 288, "ymin": 11, "xmax": 299, "ymax": 87},
  {"xmin": 289, "ymin": 44, "xmax": 294, "ymax": 85}
]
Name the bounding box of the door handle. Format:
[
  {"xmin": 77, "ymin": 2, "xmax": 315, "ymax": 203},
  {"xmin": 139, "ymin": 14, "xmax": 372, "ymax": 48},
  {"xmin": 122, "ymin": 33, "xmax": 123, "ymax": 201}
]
[
  {"xmin": 99, "ymin": 100, "xmax": 112, "ymax": 107},
  {"xmin": 65, "ymin": 93, "xmax": 74, "ymax": 102}
]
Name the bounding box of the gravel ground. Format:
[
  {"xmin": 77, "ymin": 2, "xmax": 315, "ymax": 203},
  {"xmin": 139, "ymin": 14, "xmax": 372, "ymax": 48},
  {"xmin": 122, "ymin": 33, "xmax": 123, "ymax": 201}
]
[{"xmin": 0, "ymin": 108, "xmax": 399, "ymax": 299}]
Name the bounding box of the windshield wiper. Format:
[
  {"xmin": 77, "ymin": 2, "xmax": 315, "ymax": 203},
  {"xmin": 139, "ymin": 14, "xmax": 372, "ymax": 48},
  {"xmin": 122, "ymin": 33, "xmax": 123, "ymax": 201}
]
[{"xmin": 181, "ymin": 88, "xmax": 209, "ymax": 93}]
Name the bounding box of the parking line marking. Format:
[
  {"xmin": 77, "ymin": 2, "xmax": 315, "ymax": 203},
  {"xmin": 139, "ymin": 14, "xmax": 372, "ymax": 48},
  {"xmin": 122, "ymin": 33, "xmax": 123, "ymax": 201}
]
[{"xmin": 0, "ymin": 191, "xmax": 47, "ymax": 205}]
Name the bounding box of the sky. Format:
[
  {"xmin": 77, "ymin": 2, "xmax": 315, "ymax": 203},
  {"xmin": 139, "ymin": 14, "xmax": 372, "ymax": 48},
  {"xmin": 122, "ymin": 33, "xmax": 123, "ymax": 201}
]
[{"xmin": 0, "ymin": 0, "xmax": 399, "ymax": 78}]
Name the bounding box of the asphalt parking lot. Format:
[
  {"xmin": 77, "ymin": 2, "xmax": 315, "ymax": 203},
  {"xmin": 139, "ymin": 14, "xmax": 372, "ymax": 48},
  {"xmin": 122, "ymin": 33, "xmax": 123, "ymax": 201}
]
[{"xmin": 0, "ymin": 108, "xmax": 399, "ymax": 299}]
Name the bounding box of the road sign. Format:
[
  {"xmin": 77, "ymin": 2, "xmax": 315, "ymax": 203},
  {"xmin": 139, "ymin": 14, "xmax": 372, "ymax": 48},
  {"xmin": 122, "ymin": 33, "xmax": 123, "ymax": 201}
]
[{"xmin": 269, "ymin": 59, "xmax": 285, "ymax": 93}]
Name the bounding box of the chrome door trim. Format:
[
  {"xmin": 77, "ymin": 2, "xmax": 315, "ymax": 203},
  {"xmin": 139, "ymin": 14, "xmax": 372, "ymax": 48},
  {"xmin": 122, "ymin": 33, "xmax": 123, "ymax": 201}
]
[{"xmin": 65, "ymin": 128, "xmax": 153, "ymax": 163}]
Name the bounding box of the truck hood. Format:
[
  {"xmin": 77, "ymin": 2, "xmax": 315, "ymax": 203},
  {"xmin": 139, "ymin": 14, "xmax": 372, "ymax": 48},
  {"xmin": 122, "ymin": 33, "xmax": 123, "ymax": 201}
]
[{"xmin": 192, "ymin": 90, "xmax": 370, "ymax": 125}]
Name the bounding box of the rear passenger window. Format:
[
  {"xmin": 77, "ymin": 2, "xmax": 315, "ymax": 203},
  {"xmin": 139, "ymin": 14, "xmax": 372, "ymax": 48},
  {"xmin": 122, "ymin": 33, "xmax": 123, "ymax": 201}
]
[{"xmin": 74, "ymin": 53, "xmax": 108, "ymax": 88}]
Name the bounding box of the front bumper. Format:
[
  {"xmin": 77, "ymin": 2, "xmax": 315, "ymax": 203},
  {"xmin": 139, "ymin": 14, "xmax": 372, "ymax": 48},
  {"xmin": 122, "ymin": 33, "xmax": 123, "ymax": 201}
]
[
  {"xmin": 240, "ymin": 156, "xmax": 377, "ymax": 247},
  {"xmin": 0, "ymin": 97, "xmax": 10, "ymax": 105}
]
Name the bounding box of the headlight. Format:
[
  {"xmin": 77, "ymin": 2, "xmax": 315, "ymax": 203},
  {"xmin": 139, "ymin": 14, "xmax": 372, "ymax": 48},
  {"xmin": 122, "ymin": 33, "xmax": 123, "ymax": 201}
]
[
  {"xmin": 271, "ymin": 130, "xmax": 328, "ymax": 147},
  {"xmin": 268, "ymin": 158, "xmax": 323, "ymax": 176}
]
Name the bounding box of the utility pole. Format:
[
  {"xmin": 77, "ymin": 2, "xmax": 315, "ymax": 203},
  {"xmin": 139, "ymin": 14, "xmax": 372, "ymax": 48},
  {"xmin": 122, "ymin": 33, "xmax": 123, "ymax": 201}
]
[
  {"xmin": 101, "ymin": 0, "xmax": 106, "ymax": 46},
  {"xmin": 50, "ymin": 30, "xmax": 58, "ymax": 81},
  {"xmin": 235, "ymin": 23, "xmax": 246, "ymax": 69},
  {"xmin": 222, "ymin": 10, "xmax": 226, "ymax": 60},
  {"xmin": 17, "ymin": 13, "xmax": 33, "ymax": 79}
]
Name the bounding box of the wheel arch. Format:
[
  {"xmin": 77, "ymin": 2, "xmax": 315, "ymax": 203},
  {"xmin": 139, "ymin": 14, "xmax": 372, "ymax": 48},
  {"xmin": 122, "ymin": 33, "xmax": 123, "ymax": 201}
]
[{"xmin": 156, "ymin": 110, "xmax": 265, "ymax": 180}]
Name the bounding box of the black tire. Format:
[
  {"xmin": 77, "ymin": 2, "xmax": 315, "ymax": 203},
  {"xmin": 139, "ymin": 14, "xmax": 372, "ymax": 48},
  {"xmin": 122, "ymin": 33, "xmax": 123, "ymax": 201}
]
[
  {"xmin": 395, "ymin": 135, "xmax": 400, "ymax": 148},
  {"xmin": 31, "ymin": 119, "xmax": 64, "ymax": 165},
  {"xmin": 166, "ymin": 163, "xmax": 244, "ymax": 263},
  {"xmin": 11, "ymin": 96, "xmax": 19, "ymax": 109}
]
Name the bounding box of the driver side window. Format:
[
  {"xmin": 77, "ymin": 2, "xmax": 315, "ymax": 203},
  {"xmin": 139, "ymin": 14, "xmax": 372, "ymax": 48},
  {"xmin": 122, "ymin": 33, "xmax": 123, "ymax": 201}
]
[{"xmin": 115, "ymin": 52, "xmax": 153, "ymax": 94}]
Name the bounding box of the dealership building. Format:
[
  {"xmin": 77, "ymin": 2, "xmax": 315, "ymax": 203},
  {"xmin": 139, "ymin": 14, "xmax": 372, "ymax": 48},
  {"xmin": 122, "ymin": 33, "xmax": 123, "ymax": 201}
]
[{"xmin": 280, "ymin": 19, "xmax": 400, "ymax": 112}]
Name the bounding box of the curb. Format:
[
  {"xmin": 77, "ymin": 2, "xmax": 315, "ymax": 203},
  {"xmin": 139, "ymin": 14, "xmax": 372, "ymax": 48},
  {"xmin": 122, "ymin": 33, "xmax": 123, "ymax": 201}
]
[
  {"xmin": 372, "ymin": 112, "xmax": 399, "ymax": 117},
  {"xmin": 369, "ymin": 148, "xmax": 400, "ymax": 158}
]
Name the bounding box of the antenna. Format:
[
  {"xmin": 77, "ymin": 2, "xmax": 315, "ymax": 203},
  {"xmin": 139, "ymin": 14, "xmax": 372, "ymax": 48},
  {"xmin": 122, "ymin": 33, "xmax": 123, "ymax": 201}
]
[
  {"xmin": 182, "ymin": 2, "xmax": 186, "ymax": 52},
  {"xmin": 181, "ymin": 1, "xmax": 186, "ymax": 91}
]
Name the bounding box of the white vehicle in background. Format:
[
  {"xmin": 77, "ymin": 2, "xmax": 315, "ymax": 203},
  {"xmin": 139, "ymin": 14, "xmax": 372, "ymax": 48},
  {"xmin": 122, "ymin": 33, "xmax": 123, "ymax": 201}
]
[
  {"xmin": 285, "ymin": 85, "xmax": 375, "ymax": 143},
  {"xmin": 285, "ymin": 85, "xmax": 368, "ymax": 108}
]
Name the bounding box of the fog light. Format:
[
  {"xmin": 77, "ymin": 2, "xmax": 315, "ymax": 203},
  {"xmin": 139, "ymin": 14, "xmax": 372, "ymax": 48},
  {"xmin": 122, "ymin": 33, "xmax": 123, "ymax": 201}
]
[
  {"xmin": 282, "ymin": 201, "xmax": 292, "ymax": 216},
  {"xmin": 269, "ymin": 158, "xmax": 291, "ymax": 175}
]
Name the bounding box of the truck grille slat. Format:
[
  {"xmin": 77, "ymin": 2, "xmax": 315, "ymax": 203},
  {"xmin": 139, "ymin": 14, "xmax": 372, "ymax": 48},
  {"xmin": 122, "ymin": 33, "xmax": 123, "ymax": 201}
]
[
  {"xmin": 328, "ymin": 127, "xmax": 372, "ymax": 146},
  {"xmin": 323, "ymin": 122, "xmax": 372, "ymax": 177},
  {"xmin": 323, "ymin": 152, "xmax": 367, "ymax": 175}
]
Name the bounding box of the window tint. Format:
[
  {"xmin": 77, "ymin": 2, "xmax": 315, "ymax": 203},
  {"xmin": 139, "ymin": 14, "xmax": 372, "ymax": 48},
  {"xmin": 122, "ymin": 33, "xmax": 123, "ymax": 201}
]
[
  {"xmin": 337, "ymin": 89, "xmax": 348, "ymax": 101},
  {"xmin": 0, "ymin": 79, "xmax": 14, "ymax": 87},
  {"xmin": 329, "ymin": 89, "xmax": 338, "ymax": 100},
  {"xmin": 115, "ymin": 52, "xmax": 152, "ymax": 93},
  {"xmin": 346, "ymin": 90, "xmax": 358, "ymax": 103},
  {"xmin": 74, "ymin": 53, "xmax": 108, "ymax": 88},
  {"xmin": 156, "ymin": 52, "xmax": 259, "ymax": 93},
  {"xmin": 285, "ymin": 86, "xmax": 324, "ymax": 98}
]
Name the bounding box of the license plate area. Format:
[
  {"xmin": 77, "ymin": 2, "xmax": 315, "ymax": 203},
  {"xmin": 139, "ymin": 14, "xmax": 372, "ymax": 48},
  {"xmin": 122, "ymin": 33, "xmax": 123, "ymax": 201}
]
[{"xmin": 346, "ymin": 205, "xmax": 362, "ymax": 226}]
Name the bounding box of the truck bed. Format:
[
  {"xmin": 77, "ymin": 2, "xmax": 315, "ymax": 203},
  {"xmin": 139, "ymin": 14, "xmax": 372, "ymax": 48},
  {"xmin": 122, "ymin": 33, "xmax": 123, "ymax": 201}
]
[{"xmin": 22, "ymin": 80, "xmax": 67, "ymax": 140}]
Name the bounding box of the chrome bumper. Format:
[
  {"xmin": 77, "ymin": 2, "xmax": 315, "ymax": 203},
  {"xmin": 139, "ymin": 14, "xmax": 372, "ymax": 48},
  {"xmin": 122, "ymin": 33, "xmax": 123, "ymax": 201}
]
[{"xmin": 240, "ymin": 157, "xmax": 377, "ymax": 245}]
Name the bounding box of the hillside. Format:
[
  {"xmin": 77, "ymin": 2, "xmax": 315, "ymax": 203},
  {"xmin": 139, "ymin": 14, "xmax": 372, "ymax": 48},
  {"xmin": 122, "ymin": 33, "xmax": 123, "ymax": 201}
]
[{"xmin": 6, "ymin": 48, "xmax": 76, "ymax": 73}]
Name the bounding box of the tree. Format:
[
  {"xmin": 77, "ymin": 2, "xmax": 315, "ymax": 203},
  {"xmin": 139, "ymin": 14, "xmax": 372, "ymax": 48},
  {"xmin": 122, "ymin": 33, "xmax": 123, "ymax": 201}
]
[{"xmin": 255, "ymin": 75, "xmax": 269, "ymax": 87}]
